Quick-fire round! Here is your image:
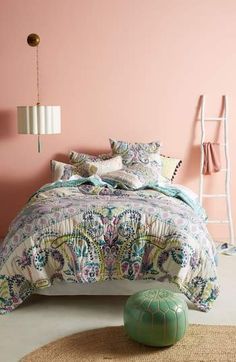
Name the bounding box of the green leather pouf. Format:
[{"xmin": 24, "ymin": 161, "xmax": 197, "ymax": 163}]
[{"xmin": 124, "ymin": 288, "xmax": 188, "ymax": 347}]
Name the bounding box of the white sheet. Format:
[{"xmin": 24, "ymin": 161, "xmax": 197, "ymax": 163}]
[{"xmin": 35, "ymin": 280, "xmax": 180, "ymax": 296}]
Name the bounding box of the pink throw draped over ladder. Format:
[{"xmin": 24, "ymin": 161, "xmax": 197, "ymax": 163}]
[{"xmin": 202, "ymin": 142, "xmax": 221, "ymax": 175}]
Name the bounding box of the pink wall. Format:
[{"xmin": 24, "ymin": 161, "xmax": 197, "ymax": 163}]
[{"xmin": 0, "ymin": 0, "xmax": 236, "ymax": 241}]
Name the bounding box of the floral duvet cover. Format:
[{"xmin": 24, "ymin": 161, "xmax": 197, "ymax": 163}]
[{"xmin": 0, "ymin": 178, "xmax": 219, "ymax": 314}]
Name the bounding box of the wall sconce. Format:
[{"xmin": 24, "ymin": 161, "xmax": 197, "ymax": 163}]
[{"xmin": 17, "ymin": 34, "xmax": 61, "ymax": 152}]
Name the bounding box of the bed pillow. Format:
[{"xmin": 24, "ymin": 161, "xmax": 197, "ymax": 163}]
[
  {"xmin": 69, "ymin": 150, "xmax": 112, "ymax": 165},
  {"xmin": 161, "ymin": 155, "xmax": 182, "ymax": 181},
  {"xmin": 109, "ymin": 139, "xmax": 161, "ymax": 167},
  {"xmin": 82, "ymin": 156, "xmax": 123, "ymax": 177},
  {"xmin": 102, "ymin": 163, "xmax": 166, "ymax": 189},
  {"xmin": 51, "ymin": 160, "xmax": 81, "ymax": 182}
]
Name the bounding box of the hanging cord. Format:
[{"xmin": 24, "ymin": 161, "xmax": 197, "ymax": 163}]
[
  {"xmin": 36, "ymin": 45, "xmax": 41, "ymax": 152},
  {"xmin": 36, "ymin": 45, "xmax": 40, "ymax": 105}
]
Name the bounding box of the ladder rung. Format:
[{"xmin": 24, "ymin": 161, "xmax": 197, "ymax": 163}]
[
  {"xmin": 201, "ymin": 141, "xmax": 226, "ymax": 147},
  {"xmin": 201, "ymin": 143, "xmax": 226, "ymax": 146},
  {"xmin": 207, "ymin": 220, "xmax": 229, "ymax": 224},
  {"xmin": 203, "ymin": 194, "xmax": 227, "ymax": 198},
  {"xmin": 204, "ymin": 117, "xmax": 225, "ymax": 121}
]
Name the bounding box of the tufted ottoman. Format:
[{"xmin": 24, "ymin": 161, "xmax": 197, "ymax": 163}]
[{"xmin": 124, "ymin": 288, "xmax": 188, "ymax": 347}]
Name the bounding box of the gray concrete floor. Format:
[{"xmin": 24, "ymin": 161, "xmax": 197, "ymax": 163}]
[{"xmin": 0, "ymin": 255, "xmax": 235, "ymax": 362}]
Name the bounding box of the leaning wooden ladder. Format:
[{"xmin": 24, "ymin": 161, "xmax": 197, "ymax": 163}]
[{"xmin": 199, "ymin": 95, "xmax": 234, "ymax": 245}]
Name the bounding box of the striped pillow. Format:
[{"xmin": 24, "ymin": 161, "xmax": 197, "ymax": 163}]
[
  {"xmin": 69, "ymin": 151, "xmax": 112, "ymax": 165},
  {"xmin": 82, "ymin": 156, "xmax": 123, "ymax": 177},
  {"xmin": 102, "ymin": 163, "xmax": 166, "ymax": 190},
  {"xmin": 51, "ymin": 160, "xmax": 81, "ymax": 182}
]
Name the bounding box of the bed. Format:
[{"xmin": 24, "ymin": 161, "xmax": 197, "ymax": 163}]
[{"xmin": 0, "ymin": 175, "xmax": 219, "ymax": 314}]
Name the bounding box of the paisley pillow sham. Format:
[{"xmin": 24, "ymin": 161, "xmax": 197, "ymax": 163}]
[
  {"xmin": 51, "ymin": 160, "xmax": 81, "ymax": 182},
  {"xmin": 109, "ymin": 139, "xmax": 161, "ymax": 167},
  {"xmin": 161, "ymin": 155, "xmax": 182, "ymax": 181},
  {"xmin": 69, "ymin": 150, "xmax": 112, "ymax": 165},
  {"xmin": 102, "ymin": 162, "xmax": 167, "ymax": 189},
  {"xmin": 82, "ymin": 155, "xmax": 123, "ymax": 177}
]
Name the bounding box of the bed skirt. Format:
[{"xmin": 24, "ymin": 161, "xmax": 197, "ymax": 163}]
[{"xmin": 34, "ymin": 280, "xmax": 180, "ymax": 296}]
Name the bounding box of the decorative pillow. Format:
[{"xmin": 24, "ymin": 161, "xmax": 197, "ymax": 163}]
[
  {"xmin": 161, "ymin": 155, "xmax": 182, "ymax": 181},
  {"xmin": 69, "ymin": 150, "xmax": 112, "ymax": 165},
  {"xmin": 51, "ymin": 160, "xmax": 81, "ymax": 182},
  {"xmin": 109, "ymin": 139, "xmax": 161, "ymax": 166},
  {"xmin": 102, "ymin": 163, "xmax": 166, "ymax": 190},
  {"xmin": 83, "ymin": 156, "xmax": 123, "ymax": 177}
]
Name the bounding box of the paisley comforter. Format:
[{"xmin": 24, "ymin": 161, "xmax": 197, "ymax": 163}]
[{"xmin": 0, "ymin": 178, "xmax": 219, "ymax": 314}]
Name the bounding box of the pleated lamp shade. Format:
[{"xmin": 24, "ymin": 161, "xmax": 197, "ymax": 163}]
[{"xmin": 17, "ymin": 105, "xmax": 61, "ymax": 135}]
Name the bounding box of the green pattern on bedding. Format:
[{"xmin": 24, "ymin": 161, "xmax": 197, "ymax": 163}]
[{"xmin": 0, "ymin": 179, "xmax": 219, "ymax": 314}]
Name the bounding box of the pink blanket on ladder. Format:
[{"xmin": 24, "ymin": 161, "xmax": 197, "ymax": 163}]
[{"xmin": 203, "ymin": 142, "xmax": 221, "ymax": 175}]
